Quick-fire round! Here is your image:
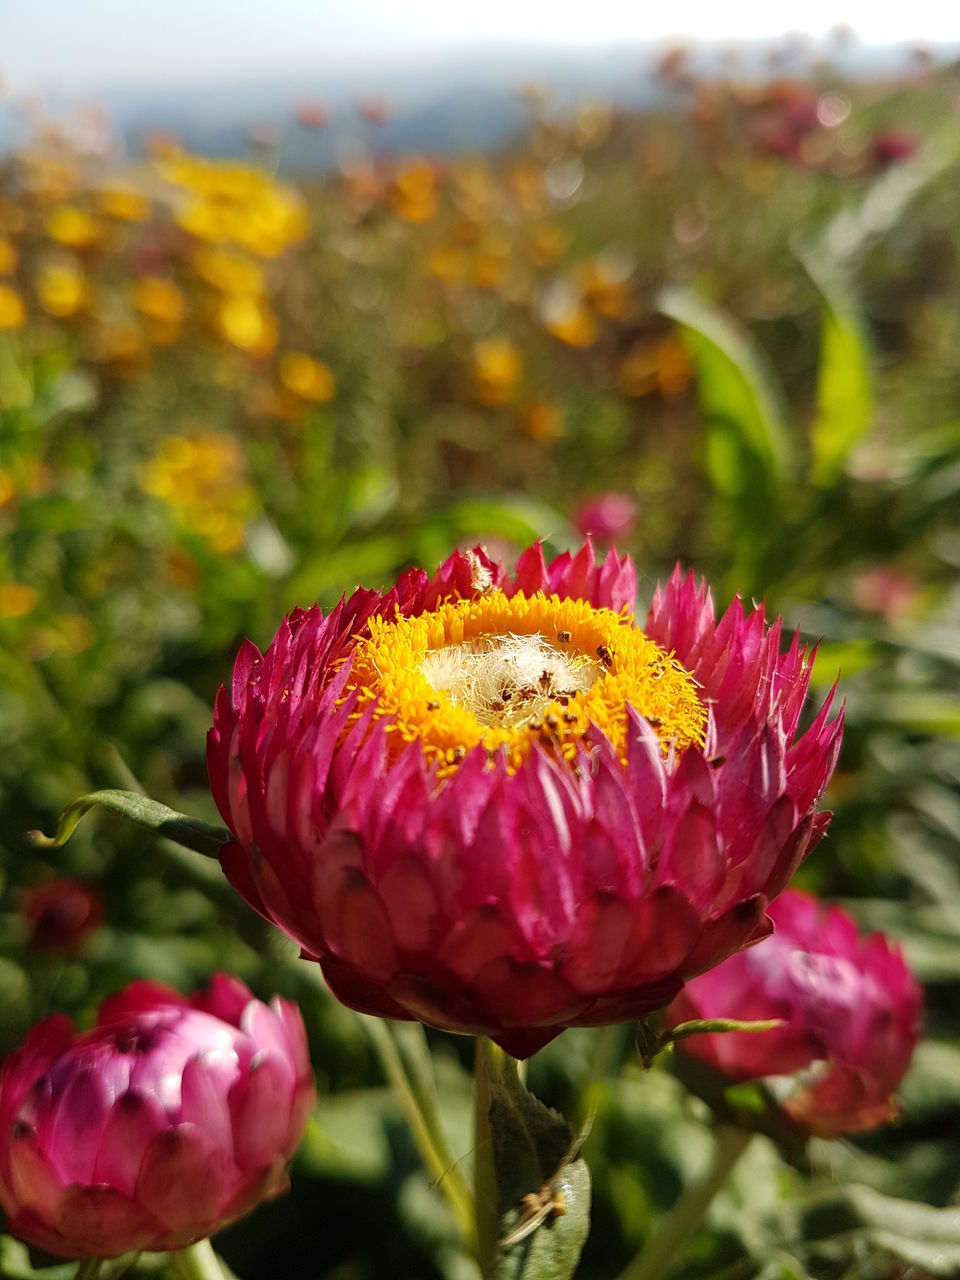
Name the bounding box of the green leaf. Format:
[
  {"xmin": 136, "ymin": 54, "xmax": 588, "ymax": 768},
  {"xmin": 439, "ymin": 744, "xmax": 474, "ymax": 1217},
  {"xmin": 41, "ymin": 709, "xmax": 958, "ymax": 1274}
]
[
  {"xmin": 900, "ymin": 1040, "xmax": 960, "ymax": 1119},
  {"xmin": 474, "ymin": 1040, "xmax": 591, "ymax": 1280},
  {"xmin": 801, "ymin": 1184, "xmax": 960, "ymax": 1277},
  {"xmin": 658, "ymin": 286, "xmax": 793, "ymax": 490},
  {"xmin": 0, "ymin": 1236, "xmax": 72, "ymax": 1279},
  {"xmin": 636, "ymin": 1013, "xmax": 783, "ymax": 1069},
  {"xmin": 809, "ymin": 300, "xmax": 873, "ymax": 486},
  {"xmin": 298, "ymin": 1089, "xmax": 395, "ymax": 1184},
  {"xmin": 29, "ymin": 790, "xmax": 229, "ymax": 858}
]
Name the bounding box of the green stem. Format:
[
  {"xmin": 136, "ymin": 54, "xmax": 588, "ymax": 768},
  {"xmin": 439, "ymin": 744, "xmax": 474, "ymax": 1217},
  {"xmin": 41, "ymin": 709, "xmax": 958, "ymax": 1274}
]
[
  {"xmin": 616, "ymin": 1125, "xmax": 753, "ymax": 1280},
  {"xmin": 473, "ymin": 1037, "xmax": 503, "ymax": 1280},
  {"xmin": 168, "ymin": 1238, "xmax": 227, "ymax": 1280},
  {"xmin": 362, "ymin": 1016, "xmax": 475, "ymax": 1247},
  {"xmin": 74, "ymin": 1261, "xmax": 104, "ymax": 1280}
]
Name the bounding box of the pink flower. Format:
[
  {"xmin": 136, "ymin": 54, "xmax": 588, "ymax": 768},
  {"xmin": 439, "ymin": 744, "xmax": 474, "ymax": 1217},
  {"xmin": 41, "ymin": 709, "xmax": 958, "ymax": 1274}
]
[
  {"xmin": 0, "ymin": 975, "xmax": 314, "ymax": 1259},
  {"xmin": 667, "ymin": 888, "xmax": 922, "ymax": 1136},
  {"xmin": 871, "ymin": 129, "xmax": 920, "ymax": 169},
  {"xmin": 572, "ymin": 492, "xmax": 638, "ymax": 544},
  {"xmin": 21, "ymin": 879, "xmax": 104, "ymax": 952},
  {"xmin": 208, "ymin": 542, "xmax": 843, "ymax": 1059}
]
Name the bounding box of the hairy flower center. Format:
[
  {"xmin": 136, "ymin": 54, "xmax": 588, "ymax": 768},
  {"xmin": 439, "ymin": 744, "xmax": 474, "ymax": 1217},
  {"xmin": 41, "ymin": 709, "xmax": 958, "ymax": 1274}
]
[
  {"xmin": 345, "ymin": 589, "xmax": 706, "ymax": 775},
  {"xmin": 420, "ymin": 633, "xmax": 602, "ymax": 730}
]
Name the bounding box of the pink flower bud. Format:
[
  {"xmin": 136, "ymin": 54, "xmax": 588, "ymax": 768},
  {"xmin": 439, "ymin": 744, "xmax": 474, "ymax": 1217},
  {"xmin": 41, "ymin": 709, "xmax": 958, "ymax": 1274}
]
[
  {"xmin": 572, "ymin": 493, "xmax": 638, "ymax": 544},
  {"xmin": 209, "ymin": 542, "xmax": 843, "ymax": 1059},
  {"xmin": 21, "ymin": 879, "xmax": 104, "ymax": 952},
  {"xmin": 668, "ymin": 888, "xmax": 922, "ymax": 1136},
  {"xmin": 0, "ymin": 974, "xmax": 315, "ymax": 1258}
]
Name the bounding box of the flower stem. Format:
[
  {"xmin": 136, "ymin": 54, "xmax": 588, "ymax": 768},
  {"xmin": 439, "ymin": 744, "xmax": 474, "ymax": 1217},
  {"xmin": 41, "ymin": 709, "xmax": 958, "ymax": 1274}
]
[
  {"xmin": 616, "ymin": 1125, "xmax": 753, "ymax": 1280},
  {"xmin": 74, "ymin": 1261, "xmax": 104, "ymax": 1280},
  {"xmin": 362, "ymin": 1016, "xmax": 475, "ymax": 1248},
  {"xmin": 167, "ymin": 1238, "xmax": 227, "ymax": 1280},
  {"xmin": 473, "ymin": 1037, "xmax": 503, "ymax": 1280}
]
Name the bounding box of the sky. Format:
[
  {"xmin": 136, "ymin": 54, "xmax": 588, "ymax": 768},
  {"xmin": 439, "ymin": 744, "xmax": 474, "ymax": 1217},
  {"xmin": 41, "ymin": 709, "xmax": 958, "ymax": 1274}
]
[{"xmin": 2, "ymin": 0, "xmax": 956, "ymax": 94}]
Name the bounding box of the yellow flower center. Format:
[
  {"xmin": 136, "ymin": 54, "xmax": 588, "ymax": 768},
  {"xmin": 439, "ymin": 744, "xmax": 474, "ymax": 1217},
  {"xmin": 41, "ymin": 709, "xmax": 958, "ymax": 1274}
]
[{"xmin": 345, "ymin": 589, "xmax": 706, "ymax": 776}]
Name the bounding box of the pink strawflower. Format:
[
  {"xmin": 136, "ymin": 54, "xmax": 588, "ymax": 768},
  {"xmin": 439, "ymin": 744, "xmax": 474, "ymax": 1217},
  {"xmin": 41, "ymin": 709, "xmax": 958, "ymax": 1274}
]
[
  {"xmin": 849, "ymin": 564, "xmax": 920, "ymax": 620},
  {"xmin": 573, "ymin": 492, "xmax": 639, "ymax": 544},
  {"xmin": 667, "ymin": 888, "xmax": 922, "ymax": 1137},
  {"xmin": 0, "ymin": 975, "xmax": 314, "ymax": 1259},
  {"xmin": 22, "ymin": 879, "xmax": 104, "ymax": 952},
  {"xmin": 208, "ymin": 542, "xmax": 843, "ymax": 1059},
  {"xmin": 871, "ymin": 129, "xmax": 920, "ymax": 169}
]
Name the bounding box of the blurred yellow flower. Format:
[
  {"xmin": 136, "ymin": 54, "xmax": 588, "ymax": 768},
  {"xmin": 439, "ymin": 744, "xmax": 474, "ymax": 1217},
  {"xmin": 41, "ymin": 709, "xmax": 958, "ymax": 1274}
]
[
  {"xmin": 240, "ymin": 188, "xmax": 308, "ymax": 258},
  {"xmin": 36, "ymin": 259, "xmax": 89, "ymax": 317},
  {"xmin": 139, "ymin": 431, "xmax": 256, "ymax": 553},
  {"xmin": 540, "ymin": 284, "xmax": 598, "ymax": 349},
  {"xmin": 390, "ymin": 159, "xmax": 438, "ymax": 223},
  {"xmin": 0, "ymin": 583, "xmax": 39, "ymax": 619},
  {"xmin": 471, "ymin": 338, "xmax": 523, "ymax": 407},
  {"xmin": 216, "ymin": 296, "xmax": 278, "ymax": 356},
  {"xmin": 0, "ymin": 238, "xmax": 18, "ymax": 275},
  {"xmin": 192, "ymin": 246, "xmax": 265, "ymax": 296},
  {"xmin": 469, "ymin": 238, "xmax": 510, "ymax": 291},
  {"xmin": 44, "ymin": 205, "xmax": 99, "ymax": 249},
  {"xmin": 617, "ymin": 341, "xmax": 660, "ymax": 397},
  {"xmin": 87, "ymin": 321, "xmax": 146, "ymax": 366},
  {"xmin": 617, "ymin": 335, "xmax": 694, "ymax": 398},
  {"xmin": 133, "ymin": 276, "xmax": 187, "ymax": 325},
  {"xmin": 278, "ymin": 352, "xmax": 336, "ymax": 403},
  {"xmin": 576, "ymin": 256, "xmax": 635, "ymax": 321},
  {"xmin": 521, "ymin": 401, "xmax": 565, "ymax": 442},
  {"xmin": 655, "ymin": 334, "xmax": 694, "ymax": 397},
  {"xmin": 97, "ymin": 185, "xmax": 152, "ymax": 222},
  {"xmin": 527, "ymin": 223, "xmax": 569, "ymax": 269},
  {"xmin": 0, "ymin": 284, "xmax": 26, "ymax": 329},
  {"xmin": 426, "ymin": 244, "xmax": 469, "ymax": 284},
  {"xmin": 163, "ymin": 154, "xmax": 308, "ymax": 258},
  {"xmin": 0, "ymin": 470, "xmax": 17, "ymax": 507},
  {"xmin": 508, "ymin": 163, "xmax": 544, "ymax": 214}
]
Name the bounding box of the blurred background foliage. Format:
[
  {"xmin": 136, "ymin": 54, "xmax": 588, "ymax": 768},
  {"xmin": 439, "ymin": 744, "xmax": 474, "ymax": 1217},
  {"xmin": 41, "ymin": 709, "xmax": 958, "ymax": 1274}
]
[{"xmin": 2, "ymin": 48, "xmax": 960, "ymax": 1279}]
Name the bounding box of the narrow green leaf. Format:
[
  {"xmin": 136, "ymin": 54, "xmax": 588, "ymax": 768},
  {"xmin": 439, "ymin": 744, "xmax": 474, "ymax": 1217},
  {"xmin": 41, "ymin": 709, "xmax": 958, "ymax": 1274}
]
[
  {"xmin": 29, "ymin": 790, "xmax": 229, "ymax": 858},
  {"xmin": 637, "ymin": 1013, "xmax": 782, "ymax": 1068},
  {"xmin": 667, "ymin": 1017, "xmax": 784, "ymax": 1045},
  {"xmin": 658, "ymin": 286, "xmax": 793, "ymax": 488},
  {"xmin": 809, "ymin": 300, "xmax": 873, "ymax": 486}
]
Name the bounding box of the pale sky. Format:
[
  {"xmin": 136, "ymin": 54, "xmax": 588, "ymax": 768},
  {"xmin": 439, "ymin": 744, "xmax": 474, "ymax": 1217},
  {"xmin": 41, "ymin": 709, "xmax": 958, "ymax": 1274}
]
[{"xmin": 1, "ymin": 0, "xmax": 956, "ymax": 93}]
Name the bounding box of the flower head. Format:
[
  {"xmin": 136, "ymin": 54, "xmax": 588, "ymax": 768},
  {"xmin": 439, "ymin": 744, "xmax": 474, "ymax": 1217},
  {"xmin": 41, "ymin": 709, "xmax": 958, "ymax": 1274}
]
[
  {"xmin": 21, "ymin": 879, "xmax": 104, "ymax": 952},
  {"xmin": 208, "ymin": 543, "xmax": 843, "ymax": 1058},
  {"xmin": 0, "ymin": 975, "xmax": 314, "ymax": 1258},
  {"xmin": 667, "ymin": 888, "xmax": 922, "ymax": 1136}
]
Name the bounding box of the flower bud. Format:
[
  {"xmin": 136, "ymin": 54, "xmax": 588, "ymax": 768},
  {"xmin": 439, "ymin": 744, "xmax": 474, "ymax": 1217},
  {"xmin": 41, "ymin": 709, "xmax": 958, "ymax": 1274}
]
[
  {"xmin": 667, "ymin": 889, "xmax": 922, "ymax": 1136},
  {"xmin": 0, "ymin": 974, "xmax": 315, "ymax": 1258}
]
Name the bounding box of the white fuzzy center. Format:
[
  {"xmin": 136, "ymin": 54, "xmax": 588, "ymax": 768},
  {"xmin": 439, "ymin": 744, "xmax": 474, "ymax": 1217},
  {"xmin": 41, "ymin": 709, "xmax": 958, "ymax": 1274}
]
[{"xmin": 419, "ymin": 632, "xmax": 602, "ymax": 729}]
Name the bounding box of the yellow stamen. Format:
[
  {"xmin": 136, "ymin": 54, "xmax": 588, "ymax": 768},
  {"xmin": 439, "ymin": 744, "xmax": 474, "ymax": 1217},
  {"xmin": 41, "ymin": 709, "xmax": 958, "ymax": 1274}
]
[{"xmin": 343, "ymin": 590, "xmax": 706, "ymax": 776}]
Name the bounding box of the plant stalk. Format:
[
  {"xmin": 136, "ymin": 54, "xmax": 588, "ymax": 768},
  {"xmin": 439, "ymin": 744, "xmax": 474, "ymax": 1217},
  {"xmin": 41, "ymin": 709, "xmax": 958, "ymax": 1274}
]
[
  {"xmin": 616, "ymin": 1125, "xmax": 753, "ymax": 1280},
  {"xmin": 362, "ymin": 1016, "xmax": 475, "ymax": 1247},
  {"xmin": 473, "ymin": 1037, "xmax": 503, "ymax": 1280},
  {"xmin": 74, "ymin": 1261, "xmax": 104, "ymax": 1280},
  {"xmin": 168, "ymin": 1237, "xmax": 227, "ymax": 1280}
]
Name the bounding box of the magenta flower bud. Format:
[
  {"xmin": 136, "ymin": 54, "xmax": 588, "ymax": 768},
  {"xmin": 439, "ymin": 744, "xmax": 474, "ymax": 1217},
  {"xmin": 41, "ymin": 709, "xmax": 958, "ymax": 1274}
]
[
  {"xmin": 21, "ymin": 879, "xmax": 104, "ymax": 952},
  {"xmin": 0, "ymin": 974, "xmax": 315, "ymax": 1259},
  {"xmin": 209, "ymin": 542, "xmax": 843, "ymax": 1059},
  {"xmin": 667, "ymin": 888, "xmax": 923, "ymax": 1136}
]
